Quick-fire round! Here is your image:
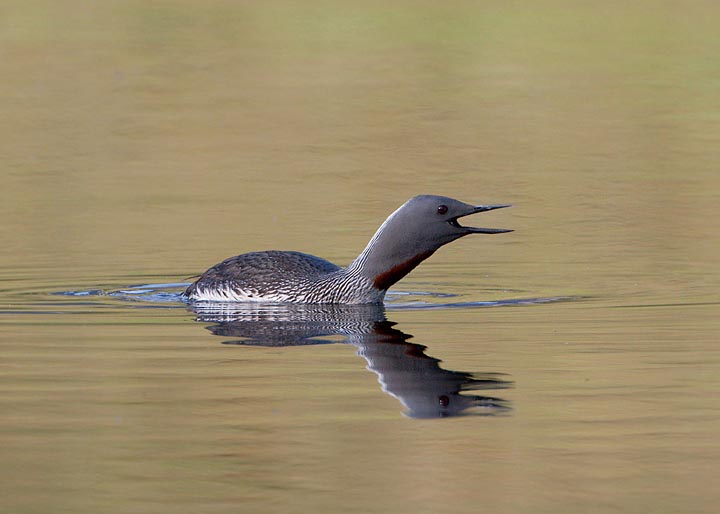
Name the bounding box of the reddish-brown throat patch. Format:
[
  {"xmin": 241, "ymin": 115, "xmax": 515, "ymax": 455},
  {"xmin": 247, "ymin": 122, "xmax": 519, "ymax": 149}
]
[{"xmin": 372, "ymin": 250, "xmax": 436, "ymax": 291}]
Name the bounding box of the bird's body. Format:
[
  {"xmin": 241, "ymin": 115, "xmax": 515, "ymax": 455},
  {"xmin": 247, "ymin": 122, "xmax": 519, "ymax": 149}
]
[
  {"xmin": 185, "ymin": 251, "xmax": 380, "ymax": 303},
  {"xmin": 184, "ymin": 195, "xmax": 511, "ymax": 304}
]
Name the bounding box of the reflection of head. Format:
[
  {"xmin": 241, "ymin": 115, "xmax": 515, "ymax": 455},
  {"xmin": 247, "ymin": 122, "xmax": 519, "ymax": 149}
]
[
  {"xmin": 192, "ymin": 302, "xmax": 511, "ymax": 418},
  {"xmin": 358, "ymin": 325, "xmax": 511, "ymax": 418}
]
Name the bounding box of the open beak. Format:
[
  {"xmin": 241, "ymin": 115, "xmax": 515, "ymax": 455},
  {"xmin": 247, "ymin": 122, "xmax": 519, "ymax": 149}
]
[{"xmin": 451, "ymin": 204, "xmax": 513, "ymax": 234}]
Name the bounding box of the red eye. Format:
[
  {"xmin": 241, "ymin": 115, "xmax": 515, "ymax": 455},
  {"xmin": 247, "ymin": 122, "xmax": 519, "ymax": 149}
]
[{"xmin": 437, "ymin": 205, "xmax": 448, "ymax": 215}]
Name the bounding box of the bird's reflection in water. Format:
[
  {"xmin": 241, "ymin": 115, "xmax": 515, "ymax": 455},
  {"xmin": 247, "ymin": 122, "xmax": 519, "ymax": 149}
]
[{"xmin": 191, "ymin": 302, "xmax": 512, "ymax": 418}]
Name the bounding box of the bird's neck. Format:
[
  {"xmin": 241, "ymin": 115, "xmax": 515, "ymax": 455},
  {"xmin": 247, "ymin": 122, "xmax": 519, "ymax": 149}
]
[{"xmin": 347, "ymin": 218, "xmax": 437, "ymax": 292}]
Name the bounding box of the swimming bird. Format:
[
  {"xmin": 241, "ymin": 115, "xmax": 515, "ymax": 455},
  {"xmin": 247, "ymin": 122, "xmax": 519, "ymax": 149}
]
[{"xmin": 184, "ymin": 195, "xmax": 511, "ymax": 304}]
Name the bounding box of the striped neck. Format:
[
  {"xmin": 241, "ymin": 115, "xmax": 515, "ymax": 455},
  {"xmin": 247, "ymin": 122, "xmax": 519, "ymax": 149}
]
[{"xmin": 347, "ymin": 205, "xmax": 439, "ymax": 292}]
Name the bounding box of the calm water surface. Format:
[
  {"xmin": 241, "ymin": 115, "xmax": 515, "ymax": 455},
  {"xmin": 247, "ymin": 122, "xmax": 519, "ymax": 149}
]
[{"xmin": 2, "ymin": 1, "xmax": 719, "ymax": 513}]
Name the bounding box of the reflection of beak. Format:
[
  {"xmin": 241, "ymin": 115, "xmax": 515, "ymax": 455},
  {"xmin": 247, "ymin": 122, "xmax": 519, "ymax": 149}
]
[{"xmin": 453, "ymin": 204, "xmax": 513, "ymax": 234}]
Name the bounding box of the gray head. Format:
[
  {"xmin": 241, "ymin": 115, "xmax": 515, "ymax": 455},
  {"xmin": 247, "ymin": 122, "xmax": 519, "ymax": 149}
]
[
  {"xmin": 351, "ymin": 195, "xmax": 512, "ymax": 290},
  {"xmin": 392, "ymin": 194, "xmax": 512, "ymax": 243}
]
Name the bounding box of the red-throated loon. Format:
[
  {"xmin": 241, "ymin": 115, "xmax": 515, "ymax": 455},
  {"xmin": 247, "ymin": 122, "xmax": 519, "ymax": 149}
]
[{"xmin": 184, "ymin": 195, "xmax": 511, "ymax": 304}]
